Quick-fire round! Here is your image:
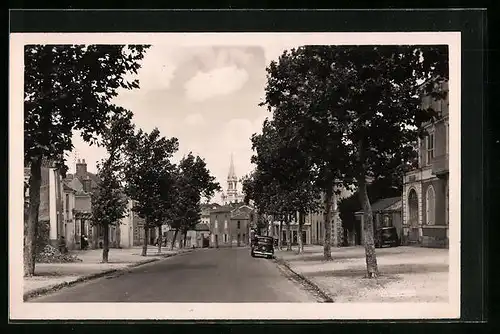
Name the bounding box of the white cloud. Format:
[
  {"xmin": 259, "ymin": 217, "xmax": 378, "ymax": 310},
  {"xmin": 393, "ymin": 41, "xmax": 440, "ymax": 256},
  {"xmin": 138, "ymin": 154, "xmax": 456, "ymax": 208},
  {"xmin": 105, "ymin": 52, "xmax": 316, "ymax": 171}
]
[
  {"xmin": 184, "ymin": 66, "xmax": 249, "ymax": 102},
  {"xmin": 113, "ymin": 45, "xmax": 179, "ymax": 100},
  {"xmin": 135, "ymin": 46, "xmax": 177, "ymax": 91},
  {"xmin": 226, "ymin": 48, "xmax": 254, "ymax": 66},
  {"xmin": 184, "ymin": 113, "xmax": 205, "ymax": 126}
]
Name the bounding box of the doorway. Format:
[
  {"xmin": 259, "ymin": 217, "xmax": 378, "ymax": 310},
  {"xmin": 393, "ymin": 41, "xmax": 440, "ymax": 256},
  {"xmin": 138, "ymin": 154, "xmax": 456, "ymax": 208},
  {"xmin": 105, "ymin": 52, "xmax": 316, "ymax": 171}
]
[{"xmin": 408, "ymin": 189, "xmax": 420, "ymax": 243}]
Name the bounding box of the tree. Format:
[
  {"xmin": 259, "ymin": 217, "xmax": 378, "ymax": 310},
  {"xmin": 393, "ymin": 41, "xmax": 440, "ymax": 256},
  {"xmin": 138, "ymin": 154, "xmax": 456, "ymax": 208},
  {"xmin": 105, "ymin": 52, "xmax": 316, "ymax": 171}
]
[
  {"xmin": 24, "ymin": 44, "xmax": 149, "ymax": 276},
  {"xmin": 261, "ymin": 53, "xmax": 344, "ymax": 259},
  {"xmin": 248, "ymin": 119, "xmax": 320, "ymax": 253},
  {"xmin": 90, "ymin": 110, "xmax": 135, "ymax": 262},
  {"xmin": 323, "ymin": 45, "xmax": 447, "ymax": 277},
  {"xmin": 169, "ymin": 153, "xmax": 221, "ymax": 249},
  {"xmin": 90, "ymin": 162, "xmax": 128, "ymax": 263},
  {"xmin": 263, "ymin": 45, "xmax": 448, "ymax": 277},
  {"xmin": 124, "ymin": 128, "xmax": 179, "ymax": 256},
  {"xmin": 339, "ymin": 177, "xmax": 402, "ymax": 245}
]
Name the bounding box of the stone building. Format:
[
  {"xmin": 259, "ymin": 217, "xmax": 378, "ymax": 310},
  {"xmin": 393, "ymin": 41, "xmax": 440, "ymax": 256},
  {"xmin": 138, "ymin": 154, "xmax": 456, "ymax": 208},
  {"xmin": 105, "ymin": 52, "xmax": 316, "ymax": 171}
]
[
  {"xmin": 402, "ymin": 81, "xmax": 449, "ymax": 248},
  {"xmin": 269, "ymin": 215, "xmax": 312, "ymax": 246},
  {"xmin": 209, "ymin": 204, "xmax": 253, "ymax": 247}
]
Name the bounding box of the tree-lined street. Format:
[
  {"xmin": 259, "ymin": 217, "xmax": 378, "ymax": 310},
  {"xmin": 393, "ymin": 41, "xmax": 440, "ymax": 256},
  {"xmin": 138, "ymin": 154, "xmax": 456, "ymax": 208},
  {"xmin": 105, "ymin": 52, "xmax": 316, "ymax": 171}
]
[
  {"xmin": 30, "ymin": 247, "xmax": 316, "ymax": 303},
  {"xmin": 21, "ymin": 42, "xmax": 450, "ymax": 304}
]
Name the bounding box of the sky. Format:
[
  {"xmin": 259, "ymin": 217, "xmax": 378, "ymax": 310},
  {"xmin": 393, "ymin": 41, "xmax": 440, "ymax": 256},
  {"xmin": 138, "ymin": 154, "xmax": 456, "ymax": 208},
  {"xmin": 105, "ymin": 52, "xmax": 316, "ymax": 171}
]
[{"xmin": 66, "ymin": 44, "xmax": 299, "ymax": 203}]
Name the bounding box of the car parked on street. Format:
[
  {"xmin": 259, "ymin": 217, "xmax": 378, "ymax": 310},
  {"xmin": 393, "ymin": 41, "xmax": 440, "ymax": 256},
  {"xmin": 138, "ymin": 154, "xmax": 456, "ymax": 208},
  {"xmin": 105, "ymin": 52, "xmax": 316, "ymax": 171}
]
[
  {"xmin": 251, "ymin": 236, "xmax": 274, "ymax": 259},
  {"xmin": 375, "ymin": 226, "xmax": 400, "ymax": 248}
]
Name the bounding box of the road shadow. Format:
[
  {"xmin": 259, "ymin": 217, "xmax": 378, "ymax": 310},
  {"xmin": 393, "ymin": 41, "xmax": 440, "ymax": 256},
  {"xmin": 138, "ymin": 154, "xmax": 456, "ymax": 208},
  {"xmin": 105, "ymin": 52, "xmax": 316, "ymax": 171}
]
[
  {"xmin": 304, "ymin": 263, "xmax": 449, "ymax": 279},
  {"xmin": 283, "ymin": 247, "xmax": 428, "ymax": 263},
  {"xmin": 129, "ymin": 262, "xmax": 218, "ymax": 273}
]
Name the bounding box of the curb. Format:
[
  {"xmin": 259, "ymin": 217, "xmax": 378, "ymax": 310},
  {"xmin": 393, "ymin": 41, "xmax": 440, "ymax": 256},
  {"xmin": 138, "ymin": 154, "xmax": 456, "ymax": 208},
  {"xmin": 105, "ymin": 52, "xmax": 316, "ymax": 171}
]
[
  {"xmin": 23, "ymin": 251, "xmax": 192, "ymax": 301},
  {"xmin": 274, "ymin": 256, "xmax": 335, "ymax": 303}
]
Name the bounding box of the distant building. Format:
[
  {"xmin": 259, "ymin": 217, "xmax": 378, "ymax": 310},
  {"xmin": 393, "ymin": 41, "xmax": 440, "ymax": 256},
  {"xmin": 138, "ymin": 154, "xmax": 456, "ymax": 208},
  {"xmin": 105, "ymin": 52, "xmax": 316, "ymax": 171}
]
[
  {"xmin": 118, "ymin": 199, "xmax": 135, "ymax": 248},
  {"xmin": 220, "ymin": 154, "xmax": 244, "ymax": 205},
  {"xmin": 402, "ymin": 81, "xmax": 449, "ymax": 248},
  {"xmin": 209, "ymin": 204, "xmax": 254, "ymax": 247},
  {"xmin": 307, "ymin": 186, "xmax": 355, "ymax": 247},
  {"xmin": 130, "ymin": 202, "xmax": 157, "ymax": 247},
  {"xmin": 269, "ymin": 213, "xmax": 312, "ymax": 246},
  {"xmin": 354, "ymin": 197, "xmax": 403, "ymax": 246}
]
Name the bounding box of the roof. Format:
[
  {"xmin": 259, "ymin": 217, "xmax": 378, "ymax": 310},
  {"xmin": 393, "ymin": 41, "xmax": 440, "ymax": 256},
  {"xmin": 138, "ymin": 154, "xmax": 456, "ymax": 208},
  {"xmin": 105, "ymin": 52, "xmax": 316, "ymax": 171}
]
[
  {"xmin": 68, "ymin": 171, "xmax": 100, "ymax": 189},
  {"xmin": 63, "ymin": 182, "xmax": 76, "ymax": 192},
  {"xmin": 356, "ymin": 197, "xmax": 401, "ymax": 214},
  {"xmin": 201, "ymin": 203, "xmax": 221, "ymax": 209},
  {"xmin": 194, "ymin": 223, "xmax": 210, "ymax": 231},
  {"xmin": 210, "ymin": 205, "xmax": 234, "ymax": 213}
]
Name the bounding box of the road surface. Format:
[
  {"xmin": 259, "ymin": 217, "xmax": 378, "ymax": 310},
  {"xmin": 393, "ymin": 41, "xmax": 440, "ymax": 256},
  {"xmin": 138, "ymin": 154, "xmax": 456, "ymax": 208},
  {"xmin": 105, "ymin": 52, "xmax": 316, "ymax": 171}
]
[{"xmin": 31, "ymin": 247, "xmax": 317, "ymax": 302}]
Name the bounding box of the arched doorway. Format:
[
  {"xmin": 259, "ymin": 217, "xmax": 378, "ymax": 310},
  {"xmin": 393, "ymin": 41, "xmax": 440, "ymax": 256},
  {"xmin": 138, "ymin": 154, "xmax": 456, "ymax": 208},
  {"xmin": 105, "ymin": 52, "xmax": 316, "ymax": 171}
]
[{"xmin": 408, "ymin": 189, "xmax": 420, "ymax": 243}]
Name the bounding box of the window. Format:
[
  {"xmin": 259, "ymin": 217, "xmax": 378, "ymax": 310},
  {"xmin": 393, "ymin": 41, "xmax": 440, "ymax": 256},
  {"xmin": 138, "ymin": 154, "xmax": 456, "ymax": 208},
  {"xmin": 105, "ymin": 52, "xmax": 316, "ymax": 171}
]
[
  {"xmin": 224, "ymin": 234, "xmax": 227, "ymax": 243},
  {"xmin": 237, "ymin": 221, "xmax": 241, "ymax": 229},
  {"xmin": 383, "ymin": 215, "xmax": 392, "ymax": 227},
  {"xmin": 426, "ymin": 132, "xmax": 435, "ymax": 165},
  {"xmin": 426, "ymin": 185, "xmax": 436, "ymax": 225},
  {"xmin": 408, "ymin": 189, "xmax": 419, "ymax": 227},
  {"xmin": 224, "ymin": 220, "xmax": 228, "ymax": 230},
  {"xmin": 215, "ymin": 220, "xmax": 218, "ymax": 229}
]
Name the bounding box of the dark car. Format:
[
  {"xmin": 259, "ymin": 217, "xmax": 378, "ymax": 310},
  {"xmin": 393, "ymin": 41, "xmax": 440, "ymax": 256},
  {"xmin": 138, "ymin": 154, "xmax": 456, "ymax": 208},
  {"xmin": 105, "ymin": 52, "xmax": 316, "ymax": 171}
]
[
  {"xmin": 251, "ymin": 236, "xmax": 275, "ymax": 259},
  {"xmin": 375, "ymin": 226, "xmax": 400, "ymax": 248}
]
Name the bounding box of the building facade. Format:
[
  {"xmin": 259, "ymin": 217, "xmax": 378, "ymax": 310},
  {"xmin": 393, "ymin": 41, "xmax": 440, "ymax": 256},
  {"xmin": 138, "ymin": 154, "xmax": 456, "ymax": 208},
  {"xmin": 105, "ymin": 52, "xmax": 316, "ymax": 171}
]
[
  {"xmin": 402, "ymin": 81, "xmax": 449, "ymax": 248},
  {"xmin": 209, "ymin": 204, "xmax": 253, "ymax": 247},
  {"xmin": 118, "ymin": 199, "xmax": 135, "ymax": 248},
  {"xmin": 308, "ymin": 186, "xmax": 354, "ymax": 247},
  {"xmin": 269, "ymin": 216, "xmax": 312, "ymax": 246},
  {"xmin": 24, "ymin": 160, "xmax": 66, "ymax": 248}
]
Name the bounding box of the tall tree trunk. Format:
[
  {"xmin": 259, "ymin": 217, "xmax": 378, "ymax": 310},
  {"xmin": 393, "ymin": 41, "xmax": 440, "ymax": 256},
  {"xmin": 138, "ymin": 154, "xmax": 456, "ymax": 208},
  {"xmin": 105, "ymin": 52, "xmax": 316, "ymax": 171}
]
[
  {"xmin": 332, "ymin": 188, "xmax": 339, "ymax": 248},
  {"xmin": 286, "ymin": 214, "xmax": 292, "ymax": 251},
  {"xmin": 102, "ymin": 225, "xmax": 109, "ymax": 263},
  {"xmin": 278, "ymin": 219, "xmax": 283, "ymax": 250},
  {"xmin": 157, "ymin": 225, "xmax": 162, "ymax": 254},
  {"xmin": 116, "ymin": 224, "xmax": 121, "ymax": 248},
  {"xmin": 25, "ymin": 156, "xmax": 42, "ymax": 277},
  {"xmin": 141, "ymin": 225, "xmax": 149, "ymax": 256},
  {"xmin": 171, "ymin": 228, "xmax": 179, "ymax": 250},
  {"xmin": 298, "ymin": 211, "xmax": 304, "ymax": 254},
  {"xmin": 323, "ymin": 187, "xmax": 333, "ymax": 260},
  {"xmin": 183, "ymin": 230, "xmax": 188, "ymax": 248},
  {"xmin": 358, "ymin": 173, "xmax": 378, "ymax": 278}
]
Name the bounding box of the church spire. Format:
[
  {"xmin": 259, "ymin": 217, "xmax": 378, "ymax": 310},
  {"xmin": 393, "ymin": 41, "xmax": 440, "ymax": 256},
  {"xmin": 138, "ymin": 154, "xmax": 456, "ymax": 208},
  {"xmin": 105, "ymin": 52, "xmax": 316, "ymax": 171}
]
[{"xmin": 228, "ymin": 153, "xmax": 236, "ymax": 179}]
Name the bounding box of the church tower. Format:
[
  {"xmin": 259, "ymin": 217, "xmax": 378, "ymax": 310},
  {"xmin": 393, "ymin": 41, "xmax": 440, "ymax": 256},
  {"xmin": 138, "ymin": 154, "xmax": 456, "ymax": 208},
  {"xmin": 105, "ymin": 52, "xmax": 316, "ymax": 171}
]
[{"xmin": 221, "ymin": 153, "xmax": 243, "ymax": 205}]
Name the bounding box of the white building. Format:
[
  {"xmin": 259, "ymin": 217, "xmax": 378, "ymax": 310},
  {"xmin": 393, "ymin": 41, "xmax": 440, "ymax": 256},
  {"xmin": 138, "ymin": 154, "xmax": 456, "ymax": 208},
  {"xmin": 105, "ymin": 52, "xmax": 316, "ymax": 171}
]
[{"xmin": 220, "ymin": 154, "xmax": 244, "ymax": 205}]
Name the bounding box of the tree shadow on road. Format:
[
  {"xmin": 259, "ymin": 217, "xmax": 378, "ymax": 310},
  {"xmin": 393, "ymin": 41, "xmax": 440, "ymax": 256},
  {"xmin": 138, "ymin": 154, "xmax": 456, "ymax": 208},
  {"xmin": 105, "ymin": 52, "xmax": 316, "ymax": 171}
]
[{"xmin": 304, "ymin": 263, "xmax": 449, "ymax": 279}]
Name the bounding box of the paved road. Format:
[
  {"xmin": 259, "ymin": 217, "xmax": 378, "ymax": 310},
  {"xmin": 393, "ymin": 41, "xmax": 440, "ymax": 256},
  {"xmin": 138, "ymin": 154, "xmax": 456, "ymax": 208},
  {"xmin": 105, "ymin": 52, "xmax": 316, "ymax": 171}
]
[{"xmin": 31, "ymin": 247, "xmax": 317, "ymax": 302}]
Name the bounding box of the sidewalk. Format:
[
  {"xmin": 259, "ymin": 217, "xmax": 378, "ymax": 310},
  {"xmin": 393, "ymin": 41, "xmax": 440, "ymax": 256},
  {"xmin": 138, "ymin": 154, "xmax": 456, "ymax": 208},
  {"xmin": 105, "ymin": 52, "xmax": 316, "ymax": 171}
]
[
  {"xmin": 24, "ymin": 246, "xmax": 194, "ymax": 300},
  {"xmin": 275, "ymin": 245, "xmax": 449, "ymax": 303}
]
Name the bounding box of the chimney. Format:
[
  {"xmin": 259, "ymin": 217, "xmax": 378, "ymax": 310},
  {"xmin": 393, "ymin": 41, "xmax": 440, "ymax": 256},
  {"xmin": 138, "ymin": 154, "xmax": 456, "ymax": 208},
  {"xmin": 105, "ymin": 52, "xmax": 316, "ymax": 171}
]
[{"xmin": 76, "ymin": 158, "xmax": 87, "ymax": 179}]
